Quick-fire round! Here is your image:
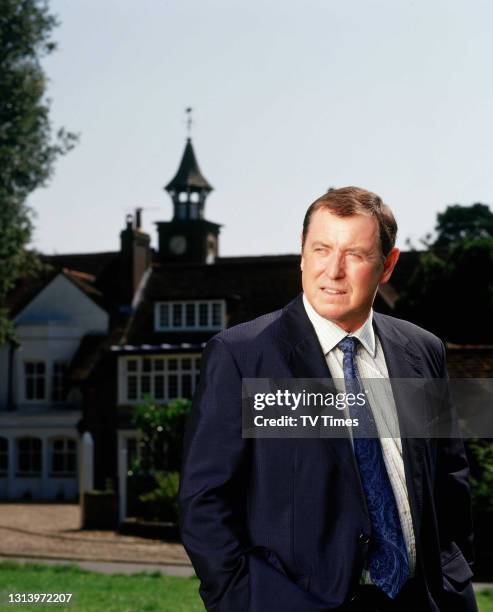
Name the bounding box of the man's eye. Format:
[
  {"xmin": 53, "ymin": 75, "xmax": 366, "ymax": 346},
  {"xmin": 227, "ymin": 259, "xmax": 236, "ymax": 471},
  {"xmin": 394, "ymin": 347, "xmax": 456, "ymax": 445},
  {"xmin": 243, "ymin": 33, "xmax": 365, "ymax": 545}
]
[{"xmin": 347, "ymin": 252, "xmax": 362, "ymax": 259}]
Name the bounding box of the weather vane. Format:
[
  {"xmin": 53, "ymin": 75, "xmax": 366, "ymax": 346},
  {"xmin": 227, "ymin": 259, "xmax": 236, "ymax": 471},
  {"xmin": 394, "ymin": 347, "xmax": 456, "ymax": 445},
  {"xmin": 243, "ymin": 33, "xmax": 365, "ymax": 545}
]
[{"xmin": 185, "ymin": 107, "xmax": 193, "ymax": 137}]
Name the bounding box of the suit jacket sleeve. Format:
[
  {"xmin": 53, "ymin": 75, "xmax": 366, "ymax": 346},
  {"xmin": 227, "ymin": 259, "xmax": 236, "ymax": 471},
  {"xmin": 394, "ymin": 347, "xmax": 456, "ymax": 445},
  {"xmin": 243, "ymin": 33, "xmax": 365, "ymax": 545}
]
[
  {"xmin": 179, "ymin": 337, "xmax": 330, "ymax": 612},
  {"xmin": 434, "ymin": 340, "xmax": 475, "ymax": 568}
]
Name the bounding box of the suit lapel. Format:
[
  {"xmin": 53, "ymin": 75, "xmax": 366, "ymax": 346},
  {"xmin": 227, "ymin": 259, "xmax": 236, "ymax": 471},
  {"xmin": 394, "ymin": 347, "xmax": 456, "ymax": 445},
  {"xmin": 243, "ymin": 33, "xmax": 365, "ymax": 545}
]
[{"xmin": 373, "ymin": 313, "xmax": 427, "ymax": 540}]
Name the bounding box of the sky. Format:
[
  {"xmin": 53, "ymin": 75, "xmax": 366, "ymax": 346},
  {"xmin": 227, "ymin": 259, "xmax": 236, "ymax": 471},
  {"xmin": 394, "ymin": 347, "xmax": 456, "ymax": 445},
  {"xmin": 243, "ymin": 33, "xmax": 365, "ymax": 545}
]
[{"xmin": 30, "ymin": 0, "xmax": 493, "ymax": 257}]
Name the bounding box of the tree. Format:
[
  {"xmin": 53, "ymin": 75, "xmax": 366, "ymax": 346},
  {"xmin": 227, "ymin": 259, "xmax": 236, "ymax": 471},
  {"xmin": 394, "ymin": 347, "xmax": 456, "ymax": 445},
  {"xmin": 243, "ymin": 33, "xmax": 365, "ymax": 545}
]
[
  {"xmin": 397, "ymin": 204, "xmax": 493, "ymax": 343},
  {"xmin": 433, "ymin": 203, "xmax": 493, "ymax": 249},
  {"xmin": 0, "ymin": 0, "xmax": 76, "ymax": 343}
]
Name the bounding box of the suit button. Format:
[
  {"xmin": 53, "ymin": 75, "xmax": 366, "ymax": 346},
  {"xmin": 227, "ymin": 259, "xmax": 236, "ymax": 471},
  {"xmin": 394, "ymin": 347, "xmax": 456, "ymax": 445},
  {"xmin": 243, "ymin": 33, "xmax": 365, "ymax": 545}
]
[{"xmin": 359, "ymin": 533, "xmax": 370, "ymax": 545}]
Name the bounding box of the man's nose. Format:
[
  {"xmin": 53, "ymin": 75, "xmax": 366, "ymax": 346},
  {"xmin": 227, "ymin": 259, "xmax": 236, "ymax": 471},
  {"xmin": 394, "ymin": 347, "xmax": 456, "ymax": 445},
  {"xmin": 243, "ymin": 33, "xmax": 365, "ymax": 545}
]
[{"xmin": 324, "ymin": 252, "xmax": 345, "ymax": 279}]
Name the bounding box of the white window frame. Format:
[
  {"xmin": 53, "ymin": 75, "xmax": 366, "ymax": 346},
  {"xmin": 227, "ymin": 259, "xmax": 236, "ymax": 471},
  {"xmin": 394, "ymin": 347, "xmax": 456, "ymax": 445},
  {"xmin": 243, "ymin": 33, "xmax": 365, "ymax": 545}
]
[
  {"xmin": 118, "ymin": 354, "xmax": 202, "ymax": 405},
  {"xmin": 154, "ymin": 300, "xmax": 226, "ymax": 331},
  {"xmin": 23, "ymin": 361, "xmax": 47, "ymax": 403},
  {"xmin": 16, "ymin": 437, "xmax": 42, "ymax": 477},
  {"xmin": 51, "ymin": 361, "xmax": 68, "ymax": 403},
  {"xmin": 49, "ymin": 437, "xmax": 77, "ymax": 477}
]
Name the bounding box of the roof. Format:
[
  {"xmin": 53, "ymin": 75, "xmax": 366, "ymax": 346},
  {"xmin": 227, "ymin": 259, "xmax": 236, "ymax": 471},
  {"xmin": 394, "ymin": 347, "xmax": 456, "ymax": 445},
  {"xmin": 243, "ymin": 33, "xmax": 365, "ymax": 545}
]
[
  {"xmin": 121, "ymin": 255, "xmax": 401, "ymax": 346},
  {"xmin": 6, "ymin": 253, "xmax": 121, "ymax": 319},
  {"xmin": 445, "ymin": 345, "xmax": 493, "ymax": 378},
  {"xmin": 165, "ymin": 138, "xmax": 213, "ymax": 192}
]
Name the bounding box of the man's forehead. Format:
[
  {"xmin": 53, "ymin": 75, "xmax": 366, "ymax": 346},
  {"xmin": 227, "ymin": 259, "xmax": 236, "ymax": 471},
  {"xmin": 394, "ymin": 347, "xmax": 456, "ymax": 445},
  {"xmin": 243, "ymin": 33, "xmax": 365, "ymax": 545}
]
[{"xmin": 307, "ymin": 209, "xmax": 379, "ymax": 241}]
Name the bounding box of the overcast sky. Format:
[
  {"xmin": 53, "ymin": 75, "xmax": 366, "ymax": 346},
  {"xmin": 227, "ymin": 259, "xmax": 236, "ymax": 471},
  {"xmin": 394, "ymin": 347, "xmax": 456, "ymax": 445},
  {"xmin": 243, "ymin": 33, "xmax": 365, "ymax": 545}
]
[{"xmin": 30, "ymin": 0, "xmax": 493, "ymax": 257}]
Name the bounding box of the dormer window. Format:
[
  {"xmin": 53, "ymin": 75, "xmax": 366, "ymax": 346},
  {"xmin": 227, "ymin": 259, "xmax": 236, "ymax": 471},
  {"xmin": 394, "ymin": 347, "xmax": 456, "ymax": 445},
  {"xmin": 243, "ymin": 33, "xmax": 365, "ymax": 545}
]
[{"xmin": 155, "ymin": 300, "xmax": 226, "ymax": 331}]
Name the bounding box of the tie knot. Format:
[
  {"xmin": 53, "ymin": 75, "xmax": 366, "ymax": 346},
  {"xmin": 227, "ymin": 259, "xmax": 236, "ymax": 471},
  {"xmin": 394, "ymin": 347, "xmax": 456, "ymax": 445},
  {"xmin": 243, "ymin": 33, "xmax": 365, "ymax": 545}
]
[{"xmin": 337, "ymin": 336, "xmax": 358, "ymax": 355}]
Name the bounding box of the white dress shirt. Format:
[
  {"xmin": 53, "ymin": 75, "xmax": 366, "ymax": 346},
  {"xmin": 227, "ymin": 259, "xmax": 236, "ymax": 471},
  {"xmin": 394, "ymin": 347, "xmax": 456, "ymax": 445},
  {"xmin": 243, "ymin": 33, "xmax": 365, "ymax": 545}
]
[{"xmin": 302, "ymin": 294, "xmax": 416, "ymax": 581}]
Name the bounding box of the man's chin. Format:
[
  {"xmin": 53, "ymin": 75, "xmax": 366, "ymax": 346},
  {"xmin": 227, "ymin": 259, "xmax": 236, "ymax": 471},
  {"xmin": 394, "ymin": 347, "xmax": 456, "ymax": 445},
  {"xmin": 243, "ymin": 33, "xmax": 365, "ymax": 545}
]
[{"xmin": 313, "ymin": 303, "xmax": 347, "ymax": 323}]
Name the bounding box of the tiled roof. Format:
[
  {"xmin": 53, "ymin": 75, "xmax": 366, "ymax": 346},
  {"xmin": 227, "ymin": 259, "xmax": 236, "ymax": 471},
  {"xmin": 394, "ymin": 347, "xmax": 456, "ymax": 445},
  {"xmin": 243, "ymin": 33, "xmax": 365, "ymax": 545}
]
[
  {"xmin": 165, "ymin": 139, "xmax": 213, "ymax": 192},
  {"xmin": 446, "ymin": 345, "xmax": 493, "ymax": 378}
]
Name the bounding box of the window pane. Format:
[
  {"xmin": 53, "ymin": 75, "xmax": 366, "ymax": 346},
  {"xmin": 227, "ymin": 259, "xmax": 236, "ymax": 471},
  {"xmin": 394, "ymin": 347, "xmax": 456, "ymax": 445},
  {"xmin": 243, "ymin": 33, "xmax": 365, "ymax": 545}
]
[
  {"xmin": 154, "ymin": 375, "xmax": 165, "ymax": 399},
  {"xmin": 36, "ymin": 377, "xmax": 45, "ymax": 399},
  {"xmin": 154, "ymin": 359, "xmax": 164, "ymax": 371},
  {"xmin": 168, "ymin": 359, "xmax": 177, "ymax": 371},
  {"xmin": 18, "ymin": 438, "xmax": 41, "ymax": 474},
  {"xmin": 182, "ymin": 374, "xmax": 192, "ymax": 399},
  {"xmin": 26, "ymin": 378, "xmax": 34, "ymax": 400},
  {"xmin": 186, "ymin": 303, "xmax": 195, "ymax": 327},
  {"xmin": 212, "ymin": 302, "xmax": 222, "ymax": 326},
  {"xmin": 199, "ymin": 303, "xmax": 208, "ymax": 326},
  {"xmin": 53, "ymin": 453, "xmax": 63, "ymax": 472},
  {"xmin": 67, "ymin": 453, "xmax": 76, "ymax": 473},
  {"xmin": 159, "ymin": 303, "xmax": 169, "ymax": 327},
  {"xmin": 25, "ymin": 362, "xmax": 46, "ymax": 401},
  {"xmin": 51, "ymin": 437, "xmax": 77, "ymax": 474},
  {"xmin": 172, "ymin": 304, "xmax": 182, "ymax": 327},
  {"xmin": 127, "ymin": 360, "xmax": 137, "ymax": 372},
  {"xmin": 168, "ymin": 375, "xmax": 178, "ymax": 399},
  {"xmin": 127, "ymin": 376, "xmax": 138, "ymax": 400},
  {"xmin": 52, "ymin": 361, "xmax": 67, "ymax": 402},
  {"xmin": 141, "ymin": 375, "xmax": 151, "ymax": 394},
  {"xmin": 181, "ymin": 358, "xmax": 191, "ymax": 370},
  {"xmin": 142, "ymin": 358, "xmax": 152, "ymax": 372}
]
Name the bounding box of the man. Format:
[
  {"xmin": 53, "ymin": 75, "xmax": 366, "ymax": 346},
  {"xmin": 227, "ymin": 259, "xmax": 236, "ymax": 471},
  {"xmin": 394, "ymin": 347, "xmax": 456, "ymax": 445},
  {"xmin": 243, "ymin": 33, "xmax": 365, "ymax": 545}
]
[{"xmin": 179, "ymin": 187, "xmax": 477, "ymax": 611}]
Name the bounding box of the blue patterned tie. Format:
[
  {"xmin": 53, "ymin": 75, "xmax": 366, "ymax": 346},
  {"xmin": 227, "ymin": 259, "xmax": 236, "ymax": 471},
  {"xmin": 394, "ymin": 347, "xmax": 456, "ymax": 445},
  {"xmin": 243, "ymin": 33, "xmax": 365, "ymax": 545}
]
[{"xmin": 337, "ymin": 336, "xmax": 409, "ymax": 599}]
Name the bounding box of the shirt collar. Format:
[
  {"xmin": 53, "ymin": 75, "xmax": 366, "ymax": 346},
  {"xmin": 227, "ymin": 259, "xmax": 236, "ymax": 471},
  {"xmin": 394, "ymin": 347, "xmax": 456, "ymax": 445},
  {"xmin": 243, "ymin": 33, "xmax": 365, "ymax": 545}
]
[{"xmin": 302, "ymin": 293, "xmax": 376, "ymax": 358}]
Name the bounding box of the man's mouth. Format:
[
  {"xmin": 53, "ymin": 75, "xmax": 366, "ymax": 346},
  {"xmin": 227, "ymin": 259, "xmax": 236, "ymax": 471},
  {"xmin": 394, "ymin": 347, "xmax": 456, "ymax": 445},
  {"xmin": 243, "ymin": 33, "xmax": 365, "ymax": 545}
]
[{"xmin": 321, "ymin": 288, "xmax": 346, "ymax": 295}]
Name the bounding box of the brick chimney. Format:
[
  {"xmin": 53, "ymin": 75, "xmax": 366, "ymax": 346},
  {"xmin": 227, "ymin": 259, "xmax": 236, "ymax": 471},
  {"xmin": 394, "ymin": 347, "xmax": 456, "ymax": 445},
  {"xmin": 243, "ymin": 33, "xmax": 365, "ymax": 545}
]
[{"xmin": 120, "ymin": 208, "xmax": 151, "ymax": 307}]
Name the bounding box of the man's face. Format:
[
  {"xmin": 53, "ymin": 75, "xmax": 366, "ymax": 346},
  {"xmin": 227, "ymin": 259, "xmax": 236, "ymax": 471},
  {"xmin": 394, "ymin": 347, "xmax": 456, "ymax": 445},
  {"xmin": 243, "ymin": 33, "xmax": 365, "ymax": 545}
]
[{"xmin": 301, "ymin": 209, "xmax": 399, "ymax": 332}]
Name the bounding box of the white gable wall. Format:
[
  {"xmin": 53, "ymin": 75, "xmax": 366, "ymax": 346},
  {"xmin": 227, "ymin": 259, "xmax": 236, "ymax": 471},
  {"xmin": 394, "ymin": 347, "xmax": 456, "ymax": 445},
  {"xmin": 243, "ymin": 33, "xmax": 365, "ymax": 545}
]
[
  {"xmin": 15, "ymin": 274, "xmax": 108, "ymax": 330},
  {"xmin": 0, "ymin": 274, "xmax": 109, "ymax": 411}
]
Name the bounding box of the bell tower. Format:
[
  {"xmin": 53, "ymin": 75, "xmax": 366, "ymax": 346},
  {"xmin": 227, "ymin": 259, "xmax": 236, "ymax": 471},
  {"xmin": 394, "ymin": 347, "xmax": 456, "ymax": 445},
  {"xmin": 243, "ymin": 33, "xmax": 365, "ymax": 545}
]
[{"xmin": 157, "ymin": 117, "xmax": 221, "ymax": 264}]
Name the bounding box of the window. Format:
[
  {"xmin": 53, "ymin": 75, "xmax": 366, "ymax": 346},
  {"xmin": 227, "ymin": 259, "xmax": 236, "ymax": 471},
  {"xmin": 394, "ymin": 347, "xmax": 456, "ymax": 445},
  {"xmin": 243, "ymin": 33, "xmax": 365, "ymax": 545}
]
[
  {"xmin": 24, "ymin": 362, "xmax": 46, "ymax": 401},
  {"xmin": 155, "ymin": 300, "xmax": 225, "ymax": 331},
  {"xmin": 17, "ymin": 437, "xmax": 42, "ymax": 476},
  {"xmin": 50, "ymin": 437, "xmax": 77, "ymax": 476},
  {"xmin": 121, "ymin": 355, "xmax": 201, "ymax": 403},
  {"xmin": 52, "ymin": 362, "xmax": 68, "ymax": 402},
  {"xmin": 0, "ymin": 438, "xmax": 8, "ymax": 476}
]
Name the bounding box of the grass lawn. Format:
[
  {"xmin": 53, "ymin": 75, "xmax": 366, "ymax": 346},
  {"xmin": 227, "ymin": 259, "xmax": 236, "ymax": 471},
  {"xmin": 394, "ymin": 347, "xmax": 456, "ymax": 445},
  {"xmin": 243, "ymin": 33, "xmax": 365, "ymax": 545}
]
[
  {"xmin": 0, "ymin": 562, "xmax": 491, "ymax": 611},
  {"xmin": 478, "ymin": 589, "xmax": 493, "ymax": 612},
  {"xmin": 0, "ymin": 562, "xmax": 204, "ymax": 611}
]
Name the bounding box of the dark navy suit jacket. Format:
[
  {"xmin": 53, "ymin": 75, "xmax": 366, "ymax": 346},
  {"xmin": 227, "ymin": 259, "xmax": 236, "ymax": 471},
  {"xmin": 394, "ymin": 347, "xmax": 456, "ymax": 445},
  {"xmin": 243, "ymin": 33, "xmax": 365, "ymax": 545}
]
[{"xmin": 179, "ymin": 295, "xmax": 477, "ymax": 611}]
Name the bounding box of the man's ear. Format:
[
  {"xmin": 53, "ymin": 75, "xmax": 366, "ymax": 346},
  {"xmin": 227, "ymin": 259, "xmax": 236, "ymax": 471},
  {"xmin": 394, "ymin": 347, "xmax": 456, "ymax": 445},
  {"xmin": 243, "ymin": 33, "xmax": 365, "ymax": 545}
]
[{"xmin": 380, "ymin": 247, "xmax": 400, "ymax": 284}]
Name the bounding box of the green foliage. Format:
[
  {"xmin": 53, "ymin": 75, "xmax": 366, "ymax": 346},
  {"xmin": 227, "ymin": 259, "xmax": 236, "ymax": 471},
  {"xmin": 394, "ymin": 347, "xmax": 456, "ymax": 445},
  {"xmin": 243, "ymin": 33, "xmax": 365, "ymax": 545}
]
[
  {"xmin": 397, "ymin": 203, "xmax": 493, "ymax": 343},
  {"xmin": 139, "ymin": 471, "xmax": 180, "ymax": 522},
  {"xmin": 467, "ymin": 439, "xmax": 493, "ymax": 515},
  {"xmin": 433, "ymin": 203, "xmax": 493, "ymax": 249},
  {"xmin": 131, "ymin": 396, "xmax": 192, "ymax": 473},
  {"xmin": 129, "ymin": 398, "xmax": 191, "ymax": 522},
  {"xmin": 0, "ymin": 0, "xmax": 77, "ymax": 343}
]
